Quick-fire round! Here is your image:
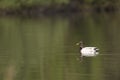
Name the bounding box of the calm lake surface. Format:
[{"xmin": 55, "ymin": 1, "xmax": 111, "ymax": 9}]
[{"xmin": 0, "ymin": 13, "xmax": 120, "ymax": 80}]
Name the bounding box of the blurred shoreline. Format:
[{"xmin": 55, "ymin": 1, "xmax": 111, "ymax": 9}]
[{"xmin": 0, "ymin": 3, "xmax": 119, "ymax": 16}]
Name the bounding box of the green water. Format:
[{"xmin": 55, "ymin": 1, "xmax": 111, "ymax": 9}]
[
  {"xmin": 0, "ymin": 0, "xmax": 69, "ymax": 8},
  {"xmin": 0, "ymin": 13, "xmax": 120, "ymax": 80}
]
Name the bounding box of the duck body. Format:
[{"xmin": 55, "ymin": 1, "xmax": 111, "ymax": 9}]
[{"xmin": 81, "ymin": 47, "xmax": 99, "ymax": 57}]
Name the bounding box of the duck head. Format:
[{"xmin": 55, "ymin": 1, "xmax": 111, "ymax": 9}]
[{"xmin": 76, "ymin": 41, "xmax": 84, "ymax": 50}]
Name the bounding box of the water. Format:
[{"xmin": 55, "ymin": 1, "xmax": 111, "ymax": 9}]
[{"xmin": 0, "ymin": 13, "xmax": 120, "ymax": 80}]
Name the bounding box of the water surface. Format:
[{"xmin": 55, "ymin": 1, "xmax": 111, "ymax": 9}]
[{"xmin": 0, "ymin": 13, "xmax": 120, "ymax": 80}]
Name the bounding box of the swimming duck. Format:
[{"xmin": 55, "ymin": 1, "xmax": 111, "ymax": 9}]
[{"xmin": 76, "ymin": 41, "xmax": 99, "ymax": 57}]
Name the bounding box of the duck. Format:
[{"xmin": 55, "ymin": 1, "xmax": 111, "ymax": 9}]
[{"xmin": 76, "ymin": 41, "xmax": 99, "ymax": 57}]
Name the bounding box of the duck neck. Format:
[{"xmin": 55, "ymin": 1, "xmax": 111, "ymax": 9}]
[
  {"xmin": 80, "ymin": 46, "xmax": 83, "ymax": 50},
  {"xmin": 79, "ymin": 41, "xmax": 83, "ymax": 50}
]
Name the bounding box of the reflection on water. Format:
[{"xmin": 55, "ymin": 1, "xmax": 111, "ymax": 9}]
[{"xmin": 0, "ymin": 13, "xmax": 120, "ymax": 80}]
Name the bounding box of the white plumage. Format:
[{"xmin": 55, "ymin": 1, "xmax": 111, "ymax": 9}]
[
  {"xmin": 76, "ymin": 41, "xmax": 99, "ymax": 57},
  {"xmin": 81, "ymin": 47, "xmax": 99, "ymax": 57}
]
